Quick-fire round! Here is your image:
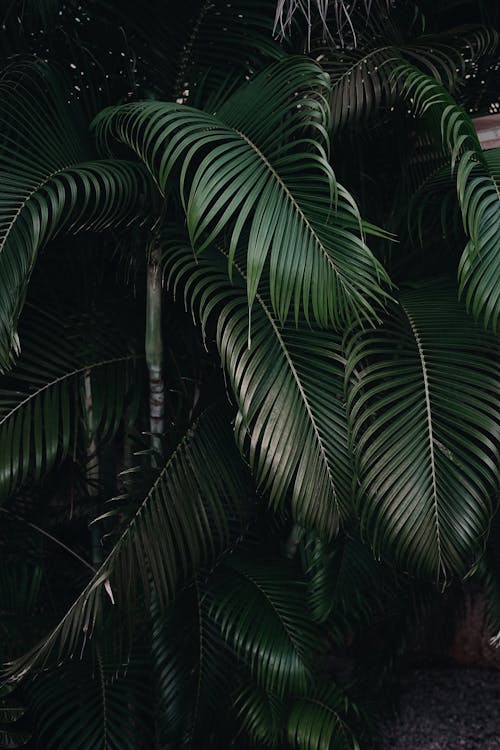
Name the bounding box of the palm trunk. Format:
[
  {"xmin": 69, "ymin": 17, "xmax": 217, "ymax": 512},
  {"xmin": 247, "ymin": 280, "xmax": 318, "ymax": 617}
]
[{"xmin": 146, "ymin": 246, "xmax": 165, "ymax": 455}]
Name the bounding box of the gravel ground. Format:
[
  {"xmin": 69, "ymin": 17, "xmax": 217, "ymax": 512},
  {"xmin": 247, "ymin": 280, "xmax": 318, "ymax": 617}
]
[{"xmin": 382, "ymin": 668, "xmax": 500, "ymax": 749}]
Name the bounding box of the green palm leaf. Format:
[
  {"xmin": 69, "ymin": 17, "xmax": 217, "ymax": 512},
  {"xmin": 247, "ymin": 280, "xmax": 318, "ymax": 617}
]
[
  {"xmin": 153, "ymin": 581, "xmax": 235, "ymax": 748},
  {"xmin": 399, "ymin": 62, "xmax": 500, "ymax": 331},
  {"xmin": 345, "ymin": 279, "xmax": 499, "ymax": 580},
  {"xmin": 287, "ymin": 683, "xmax": 363, "ymax": 750},
  {"xmin": 174, "ymin": 0, "xmax": 285, "ymax": 108},
  {"xmin": 27, "ymin": 645, "xmax": 152, "ymax": 750},
  {"xmin": 0, "ymin": 307, "xmax": 137, "ymax": 500},
  {"xmin": 94, "ymin": 57, "xmax": 389, "ymax": 329},
  {"xmin": 209, "ymin": 553, "xmax": 317, "ymax": 697},
  {"xmin": 5, "ymin": 408, "xmax": 250, "ymax": 678},
  {"xmin": 164, "ymin": 238, "xmax": 353, "ymax": 538},
  {"xmin": 402, "ymin": 26, "xmax": 498, "ymax": 89},
  {"xmin": 323, "ymin": 26, "xmax": 497, "ymax": 131},
  {"xmin": 326, "ymin": 46, "xmax": 400, "ymax": 131},
  {"xmin": 234, "ymin": 682, "xmax": 286, "ymax": 747},
  {"xmin": 302, "ymin": 533, "xmax": 395, "ymax": 631},
  {"xmin": 0, "ymin": 62, "xmax": 153, "ymax": 371}
]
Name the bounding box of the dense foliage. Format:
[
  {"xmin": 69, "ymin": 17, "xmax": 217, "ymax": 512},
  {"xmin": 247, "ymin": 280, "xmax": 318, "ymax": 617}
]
[{"xmin": 0, "ymin": 1, "xmax": 499, "ymax": 747}]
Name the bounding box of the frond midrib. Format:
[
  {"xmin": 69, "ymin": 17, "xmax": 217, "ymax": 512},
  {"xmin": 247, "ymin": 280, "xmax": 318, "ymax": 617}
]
[
  {"xmin": 228, "ymin": 564, "xmax": 309, "ymax": 663},
  {"xmin": 400, "ymin": 303, "xmax": 443, "ymax": 575},
  {"xmin": 230, "ymin": 252, "xmax": 340, "ymax": 513},
  {"xmin": 234, "ymin": 128, "xmax": 357, "ymax": 298}
]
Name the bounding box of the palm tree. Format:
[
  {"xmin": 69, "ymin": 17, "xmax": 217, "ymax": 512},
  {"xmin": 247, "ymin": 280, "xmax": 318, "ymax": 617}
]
[{"xmin": 0, "ymin": 1, "xmax": 498, "ymax": 747}]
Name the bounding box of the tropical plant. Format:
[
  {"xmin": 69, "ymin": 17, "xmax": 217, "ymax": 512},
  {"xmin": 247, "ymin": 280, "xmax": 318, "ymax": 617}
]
[{"xmin": 0, "ymin": 0, "xmax": 499, "ymax": 748}]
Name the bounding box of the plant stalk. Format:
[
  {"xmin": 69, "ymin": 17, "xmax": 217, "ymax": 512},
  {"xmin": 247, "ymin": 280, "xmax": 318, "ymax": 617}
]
[{"xmin": 145, "ymin": 245, "xmax": 165, "ymax": 454}]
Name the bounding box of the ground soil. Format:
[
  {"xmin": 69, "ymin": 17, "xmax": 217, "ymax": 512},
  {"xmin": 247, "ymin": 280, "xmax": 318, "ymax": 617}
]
[{"xmin": 381, "ymin": 667, "xmax": 500, "ymax": 749}]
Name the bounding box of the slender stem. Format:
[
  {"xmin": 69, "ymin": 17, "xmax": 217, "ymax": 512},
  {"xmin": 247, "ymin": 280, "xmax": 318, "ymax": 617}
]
[{"xmin": 146, "ymin": 245, "xmax": 165, "ymax": 456}]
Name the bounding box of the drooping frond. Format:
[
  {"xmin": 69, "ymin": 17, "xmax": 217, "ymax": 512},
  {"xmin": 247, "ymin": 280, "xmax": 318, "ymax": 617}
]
[
  {"xmin": 326, "ymin": 46, "xmax": 400, "ymax": 131},
  {"xmin": 27, "ymin": 644, "xmax": 153, "ymax": 750},
  {"xmin": 0, "ymin": 62, "xmax": 154, "ymax": 371},
  {"xmin": 164, "ymin": 238, "xmax": 354, "ymax": 538},
  {"xmin": 287, "ymin": 682, "xmax": 365, "ymax": 750},
  {"xmin": 153, "ymin": 582, "xmax": 235, "ymax": 748},
  {"xmin": 323, "ymin": 26, "xmax": 498, "ymax": 132},
  {"xmin": 345, "ymin": 280, "xmax": 499, "ymax": 580},
  {"xmin": 302, "ymin": 533, "xmax": 395, "ymax": 632},
  {"xmin": 398, "ymin": 61, "xmax": 500, "ymax": 330},
  {"xmin": 94, "ymin": 57, "xmax": 390, "ymax": 329},
  {"xmin": 402, "ymin": 26, "xmax": 498, "ymax": 90},
  {"xmin": 0, "ymin": 307, "xmax": 137, "ymax": 501},
  {"xmin": 209, "ymin": 553, "xmax": 317, "ymax": 697},
  {"xmin": 6, "ymin": 409, "xmax": 251, "ymax": 679},
  {"xmin": 234, "ymin": 682, "xmax": 286, "ymax": 747},
  {"xmin": 175, "ymin": 0, "xmax": 285, "ymax": 108}
]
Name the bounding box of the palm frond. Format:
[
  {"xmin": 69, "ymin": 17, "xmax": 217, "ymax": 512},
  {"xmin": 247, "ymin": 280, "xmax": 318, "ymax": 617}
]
[
  {"xmin": 164, "ymin": 237, "xmax": 354, "ymax": 538},
  {"xmin": 209, "ymin": 553, "xmax": 317, "ymax": 697},
  {"xmin": 0, "ymin": 62, "xmax": 153, "ymax": 371},
  {"xmin": 176, "ymin": 0, "xmax": 285, "ymax": 108},
  {"xmin": 0, "ymin": 307, "xmax": 137, "ymax": 501},
  {"xmin": 26, "ymin": 644, "xmax": 152, "ymax": 750},
  {"xmin": 402, "ymin": 26, "xmax": 498, "ymax": 90},
  {"xmin": 94, "ymin": 57, "xmax": 390, "ymax": 329},
  {"xmin": 287, "ymin": 682, "xmax": 363, "ymax": 750},
  {"xmin": 5, "ymin": 409, "xmax": 251, "ymax": 679},
  {"xmin": 323, "ymin": 26, "xmax": 497, "ymax": 132},
  {"xmin": 326, "ymin": 46, "xmax": 400, "ymax": 131},
  {"xmin": 234, "ymin": 682, "xmax": 286, "ymax": 747},
  {"xmin": 302, "ymin": 533, "xmax": 395, "ymax": 632},
  {"xmin": 399, "ymin": 61, "xmax": 500, "ymax": 330},
  {"xmin": 345, "ymin": 279, "xmax": 499, "ymax": 580},
  {"xmin": 153, "ymin": 581, "xmax": 235, "ymax": 748}
]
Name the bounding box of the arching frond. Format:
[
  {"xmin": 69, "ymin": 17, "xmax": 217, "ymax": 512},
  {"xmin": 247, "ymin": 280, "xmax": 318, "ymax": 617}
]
[
  {"xmin": 0, "ymin": 308, "xmax": 137, "ymax": 501},
  {"xmin": 0, "ymin": 62, "xmax": 154, "ymax": 371},
  {"xmin": 324, "ymin": 26, "xmax": 497, "ymax": 132},
  {"xmin": 176, "ymin": 0, "xmax": 285, "ymax": 108},
  {"xmin": 287, "ymin": 682, "xmax": 364, "ymax": 750},
  {"xmin": 345, "ymin": 280, "xmax": 499, "ymax": 580},
  {"xmin": 302, "ymin": 533, "xmax": 395, "ymax": 632},
  {"xmin": 234, "ymin": 682, "xmax": 286, "ymax": 747},
  {"xmin": 402, "ymin": 26, "xmax": 498, "ymax": 90},
  {"xmin": 6, "ymin": 409, "xmax": 251, "ymax": 679},
  {"xmin": 326, "ymin": 46, "xmax": 400, "ymax": 131},
  {"xmin": 94, "ymin": 57, "xmax": 390, "ymax": 329},
  {"xmin": 153, "ymin": 582, "xmax": 235, "ymax": 748},
  {"xmin": 164, "ymin": 238, "xmax": 354, "ymax": 538},
  {"xmin": 399, "ymin": 61, "xmax": 500, "ymax": 330},
  {"xmin": 26, "ymin": 645, "xmax": 152, "ymax": 750},
  {"xmin": 210, "ymin": 553, "xmax": 317, "ymax": 697}
]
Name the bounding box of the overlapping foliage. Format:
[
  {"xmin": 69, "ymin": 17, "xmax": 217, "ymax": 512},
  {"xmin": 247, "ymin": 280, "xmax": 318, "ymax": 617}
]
[{"xmin": 0, "ymin": 1, "xmax": 499, "ymax": 748}]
